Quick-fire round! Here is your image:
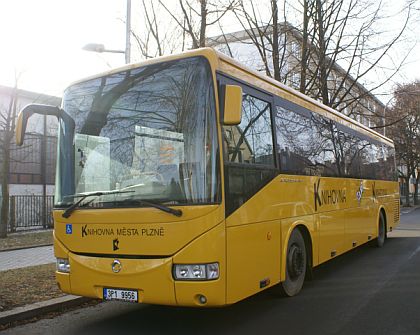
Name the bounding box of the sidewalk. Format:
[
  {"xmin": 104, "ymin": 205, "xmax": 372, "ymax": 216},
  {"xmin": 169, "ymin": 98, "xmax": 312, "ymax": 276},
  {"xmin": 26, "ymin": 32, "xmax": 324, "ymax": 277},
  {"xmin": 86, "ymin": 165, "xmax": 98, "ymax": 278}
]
[
  {"xmin": 400, "ymin": 205, "xmax": 420, "ymax": 215},
  {"xmin": 0, "ymin": 245, "xmax": 55, "ymax": 271},
  {"xmin": 0, "ymin": 244, "xmax": 93, "ymax": 328}
]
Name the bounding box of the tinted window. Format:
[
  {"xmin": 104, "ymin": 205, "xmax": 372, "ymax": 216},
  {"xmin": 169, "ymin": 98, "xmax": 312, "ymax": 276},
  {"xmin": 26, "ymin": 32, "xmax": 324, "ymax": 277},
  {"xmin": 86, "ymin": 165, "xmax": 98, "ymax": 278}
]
[
  {"xmin": 224, "ymin": 165, "xmax": 277, "ymax": 215},
  {"xmin": 59, "ymin": 56, "xmax": 219, "ymax": 207},
  {"xmin": 360, "ymin": 142, "xmax": 396, "ymax": 181},
  {"xmin": 222, "ymin": 89, "xmax": 276, "ymax": 215},
  {"xmin": 224, "ymin": 94, "xmax": 274, "ymax": 166},
  {"xmin": 337, "ymin": 128, "xmax": 363, "ymax": 178},
  {"xmin": 275, "ymin": 102, "xmax": 396, "ymax": 181},
  {"xmin": 275, "ymin": 105, "xmax": 341, "ymax": 176},
  {"xmin": 384, "ymin": 146, "xmax": 397, "ymax": 181}
]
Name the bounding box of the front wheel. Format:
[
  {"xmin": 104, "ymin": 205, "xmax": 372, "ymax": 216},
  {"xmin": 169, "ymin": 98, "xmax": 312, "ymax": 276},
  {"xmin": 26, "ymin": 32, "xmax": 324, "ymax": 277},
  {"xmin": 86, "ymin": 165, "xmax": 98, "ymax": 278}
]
[{"xmin": 281, "ymin": 229, "xmax": 307, "ymax": 297}]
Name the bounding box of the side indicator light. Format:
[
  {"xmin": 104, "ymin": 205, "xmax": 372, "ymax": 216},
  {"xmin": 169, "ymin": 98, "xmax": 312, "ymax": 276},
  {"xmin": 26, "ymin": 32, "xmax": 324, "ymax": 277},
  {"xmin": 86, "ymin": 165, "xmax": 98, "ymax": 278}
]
[{"xmin": 260, "ymin": 278, "xmax": 270, "ymax": 289}]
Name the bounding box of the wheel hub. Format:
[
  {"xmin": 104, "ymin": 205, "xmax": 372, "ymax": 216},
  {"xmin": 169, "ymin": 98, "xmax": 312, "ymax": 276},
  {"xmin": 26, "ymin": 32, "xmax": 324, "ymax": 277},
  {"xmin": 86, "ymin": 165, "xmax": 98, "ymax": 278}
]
[{"xmin": 288, "ymin": 244, "xmax": 304, "ymax": 280}]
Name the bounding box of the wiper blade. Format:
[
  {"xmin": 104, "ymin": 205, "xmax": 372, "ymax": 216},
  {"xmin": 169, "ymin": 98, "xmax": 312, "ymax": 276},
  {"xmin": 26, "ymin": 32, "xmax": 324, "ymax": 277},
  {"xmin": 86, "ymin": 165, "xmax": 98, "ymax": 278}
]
[
  {"xmin": 62, "ymin": 190, "xmax": 134, "ymax": 218},
  {"xmin": 116, "ymin": 199, "xmax": 183, "ymax": 217}
]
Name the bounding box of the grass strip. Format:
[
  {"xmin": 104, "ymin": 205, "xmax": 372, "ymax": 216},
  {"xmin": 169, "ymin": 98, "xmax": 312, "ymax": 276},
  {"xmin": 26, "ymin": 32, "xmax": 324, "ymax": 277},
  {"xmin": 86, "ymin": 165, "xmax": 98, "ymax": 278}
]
[
  {"xmin": 0, "ymin": 231, "xmax": 53, "ymax": 251},
  {"xmin": 0, "ymin": 263, "xmax": 64, "ymax": 312}
]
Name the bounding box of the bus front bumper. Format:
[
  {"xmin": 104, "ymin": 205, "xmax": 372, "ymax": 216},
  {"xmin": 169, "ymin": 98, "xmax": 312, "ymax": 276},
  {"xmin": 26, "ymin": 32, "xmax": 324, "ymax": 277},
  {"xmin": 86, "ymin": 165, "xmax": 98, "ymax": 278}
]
[{"xmin": 54, "ymin": 223, "xmax": 226, "ymax": 307}]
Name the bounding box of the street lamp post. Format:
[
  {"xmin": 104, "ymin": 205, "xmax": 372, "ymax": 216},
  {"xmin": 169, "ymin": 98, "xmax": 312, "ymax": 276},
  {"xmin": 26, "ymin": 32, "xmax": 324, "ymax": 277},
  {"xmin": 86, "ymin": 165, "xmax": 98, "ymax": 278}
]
[
  {"xmin": 82, "ymin": 0, "xmax": 131, "ymax": 64},
  {"xmin": 125, "ymin": 0, "xmax": 131, "ymax": 64},
  {"xmin": 82, "ymin": 43, "xmax": 126, "ymax": 55}
]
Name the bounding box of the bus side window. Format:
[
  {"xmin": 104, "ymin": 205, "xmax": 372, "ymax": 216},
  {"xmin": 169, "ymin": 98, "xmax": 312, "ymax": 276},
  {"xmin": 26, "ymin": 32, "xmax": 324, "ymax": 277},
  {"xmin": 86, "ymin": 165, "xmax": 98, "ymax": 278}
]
[
  {"xmin": 224, "ymin": 94, "xmax": 275, "ymax": 166},
  {"xmin": 223, "ymin": 92, "xmax": 276, "ymax": 215},
  {"xmin": 275, "ymin": 105, "xmax": 316, "ymax": 176}
]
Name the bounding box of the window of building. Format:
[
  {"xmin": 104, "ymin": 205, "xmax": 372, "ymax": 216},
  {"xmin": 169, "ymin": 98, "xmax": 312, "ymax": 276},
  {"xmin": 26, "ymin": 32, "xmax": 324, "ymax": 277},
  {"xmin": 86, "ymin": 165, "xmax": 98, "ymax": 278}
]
[{"xmin": 290, "ymin": 41, "xmax": 301, "ymax": 58}]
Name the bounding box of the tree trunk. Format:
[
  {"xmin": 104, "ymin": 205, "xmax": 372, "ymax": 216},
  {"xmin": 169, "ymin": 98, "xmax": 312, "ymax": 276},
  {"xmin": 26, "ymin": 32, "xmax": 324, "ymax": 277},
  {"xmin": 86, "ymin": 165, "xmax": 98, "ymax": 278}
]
[
  {"xmin": 405, "ymin": 176, "xmax": 411, "ymax": 206},
  {"xmin": 315, "ymin": 0, "xmax": 329, "ymax": 105},
  {"xmin": 0, "ymin": 146, "xmax": 10, "ymax": 238},
  {"xmin": 199, "ymin": 0, "xmax": 207, "ymax": 47},
  {"xmin": 415, "ymin": 173, "xmax": 420, "ymax": 205},
  {"xmin": 300, "ymin": 0, "xmax": 309, "ymax": 94},
  {"xmin": 271, "ymin": 0, "xmax": 281, "ymax": 81},
  {"xmin": 0, "ymin": 83, "xmax": 17, "ymax": 238}
]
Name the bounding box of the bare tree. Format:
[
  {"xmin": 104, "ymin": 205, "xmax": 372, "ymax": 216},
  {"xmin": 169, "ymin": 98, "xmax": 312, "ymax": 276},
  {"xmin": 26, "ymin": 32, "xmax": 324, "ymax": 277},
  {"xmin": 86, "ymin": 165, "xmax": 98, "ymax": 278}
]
[
  {"xmin": 132, "ymin": 0, "xmax": 413, "ymax": 135},
  {"xmin": 228, "ymin": 0, "xmax": 413, "ymax": 124},
  {"xmin": 0, "ymin": 78, "xmax": 19, "ymax": 238},
  {"xmin": 303, "ymin": 0, "xmax": 412, "ymax": 114},
  {"xmin": 131, "ymin": 1, "xmax": 183, "ymax": 60},
  {"xmin": 388, "ymin": 81, "xmax": 420, "ymax": 205},
  {"xmin": 228, "ymin": 0, "xmax": 291, "ymax": 81},
  {"xmin": 159, "ymin": 0, "xmax": 238, "ymax": 50}
]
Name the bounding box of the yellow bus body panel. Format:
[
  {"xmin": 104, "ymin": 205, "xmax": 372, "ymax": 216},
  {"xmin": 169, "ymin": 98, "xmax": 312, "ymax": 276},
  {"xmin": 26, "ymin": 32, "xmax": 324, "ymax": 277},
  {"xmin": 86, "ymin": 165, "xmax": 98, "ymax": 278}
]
[
  {"xmin": 173, "ymin": 221, "xmax": 226, "ymax": 306},
  {"xmin": 226, "ymin": 220, "xmax": 281, "ymax": 304},
  {"xmin": 224, "ymin": 174, "xmax": 399, "ymax": 301},
  {"xmin": 54, "ymin": 206, "xmax": 227, "ymax": 306},
  {"xmin": 68, "ymin": 249, "xmax": 175, "ymax": 305},
  {"xmin": 54, "ymin": 205, "xmax": 223, "ymax": 256}
]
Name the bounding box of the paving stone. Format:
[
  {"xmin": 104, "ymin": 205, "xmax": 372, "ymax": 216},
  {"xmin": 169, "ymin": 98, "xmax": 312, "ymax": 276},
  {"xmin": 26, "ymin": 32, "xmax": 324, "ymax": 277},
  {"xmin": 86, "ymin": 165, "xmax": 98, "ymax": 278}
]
[{"xmin": 0, "ymin": 246, "xmax": 55, "ymax": 272}]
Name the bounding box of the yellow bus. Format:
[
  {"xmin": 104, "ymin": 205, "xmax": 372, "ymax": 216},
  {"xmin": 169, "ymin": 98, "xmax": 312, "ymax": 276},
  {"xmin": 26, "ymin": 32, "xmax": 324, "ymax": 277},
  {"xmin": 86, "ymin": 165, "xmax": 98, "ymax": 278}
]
[{"xmin": 16, "ymin": 48, "xmax": 399, "ymax": 306}]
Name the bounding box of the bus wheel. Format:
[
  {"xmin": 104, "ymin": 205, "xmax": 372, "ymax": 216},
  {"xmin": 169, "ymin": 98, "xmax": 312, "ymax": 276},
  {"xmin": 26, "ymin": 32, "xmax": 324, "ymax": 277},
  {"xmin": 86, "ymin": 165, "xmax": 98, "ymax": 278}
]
[
  {"xmin": 281, "ymin": 228, "xmax": 307, "ymax": 297},
  {"xmin": 376, "ymin": 212, "xmax": 386, "ymax": 248}
]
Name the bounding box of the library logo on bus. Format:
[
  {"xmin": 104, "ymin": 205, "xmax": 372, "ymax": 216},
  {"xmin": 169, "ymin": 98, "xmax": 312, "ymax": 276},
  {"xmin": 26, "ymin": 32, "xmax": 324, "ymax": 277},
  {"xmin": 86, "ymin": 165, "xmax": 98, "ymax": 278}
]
[{"xmin": 314, "ymin": 179, "xmax": 346, "ymax": 211}]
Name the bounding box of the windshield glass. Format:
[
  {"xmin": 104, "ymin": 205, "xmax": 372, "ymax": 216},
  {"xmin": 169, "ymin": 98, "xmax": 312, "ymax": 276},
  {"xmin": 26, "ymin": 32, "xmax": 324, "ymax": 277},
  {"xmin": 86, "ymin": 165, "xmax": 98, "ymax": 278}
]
[{"xmin": 55, "ymin": 56, "xmax": 219, "ymax": 208}]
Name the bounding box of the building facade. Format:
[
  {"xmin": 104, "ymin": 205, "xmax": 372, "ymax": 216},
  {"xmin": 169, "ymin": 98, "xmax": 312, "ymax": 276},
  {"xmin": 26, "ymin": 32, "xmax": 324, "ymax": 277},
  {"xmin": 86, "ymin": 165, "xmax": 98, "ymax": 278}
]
[
  {"xmin": 207, "ymin": 23, "xmax": 386, "ymax": 133},
  {"xmin": 0, "ymin": 85, "xmax": 60, "ymax": 196}
]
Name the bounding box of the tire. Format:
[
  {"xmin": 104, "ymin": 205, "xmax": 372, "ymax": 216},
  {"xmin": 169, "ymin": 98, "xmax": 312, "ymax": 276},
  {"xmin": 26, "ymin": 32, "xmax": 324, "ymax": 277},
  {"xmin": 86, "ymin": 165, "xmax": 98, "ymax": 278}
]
[
  {"xmin": 376, "ymin": 212, "xmax": 386, "ymax": 248},
  {"xmin": 281, "ymin": 228, "xmax": 307, "ymax": 297}
]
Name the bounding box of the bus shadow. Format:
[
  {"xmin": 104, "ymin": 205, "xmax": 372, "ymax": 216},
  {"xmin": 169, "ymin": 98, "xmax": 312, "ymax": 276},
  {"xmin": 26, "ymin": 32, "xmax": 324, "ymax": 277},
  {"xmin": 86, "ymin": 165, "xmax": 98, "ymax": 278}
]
[
  {"xmin": 75, "ymin": 236, "xmax": 419, "ymax": 335},
  {"xmin": 76, "ymin": 294, "xmax": 283, "ymax": 335},
  {"xmin": 311, "ymin": 236, "xmax": 417, "ymax": 279}
]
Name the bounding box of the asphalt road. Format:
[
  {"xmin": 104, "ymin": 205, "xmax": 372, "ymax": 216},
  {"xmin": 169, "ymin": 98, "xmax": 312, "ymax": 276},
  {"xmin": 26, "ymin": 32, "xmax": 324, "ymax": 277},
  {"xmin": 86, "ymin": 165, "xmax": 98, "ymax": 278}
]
[{"xmin": 4, "ymin": 208, "xmax": 420, "ymax": 335}]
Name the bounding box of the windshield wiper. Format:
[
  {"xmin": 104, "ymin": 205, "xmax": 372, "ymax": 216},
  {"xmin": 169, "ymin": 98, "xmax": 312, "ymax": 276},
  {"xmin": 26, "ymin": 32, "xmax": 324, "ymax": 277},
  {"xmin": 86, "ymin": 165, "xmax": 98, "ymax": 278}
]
[
  {"xmin": 111, "ymin": 199, "xmax": 183, "ymax": 217},
  {"xmin": 62, "ymin": 190, "xmax": 134, "ymax": 218}
]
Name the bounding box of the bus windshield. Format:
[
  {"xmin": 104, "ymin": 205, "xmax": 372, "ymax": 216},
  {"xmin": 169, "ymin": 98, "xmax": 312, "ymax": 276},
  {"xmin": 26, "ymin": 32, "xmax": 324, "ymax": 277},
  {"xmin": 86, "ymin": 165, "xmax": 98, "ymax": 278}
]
[{"xmin": 55, "ymin": 56, "xmax": 219, "ymax": 208}]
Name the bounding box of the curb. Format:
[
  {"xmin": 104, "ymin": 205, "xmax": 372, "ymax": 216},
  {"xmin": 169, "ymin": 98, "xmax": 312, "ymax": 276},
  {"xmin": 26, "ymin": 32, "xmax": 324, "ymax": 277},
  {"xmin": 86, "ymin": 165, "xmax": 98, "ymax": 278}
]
[
  {"xmin": 0, "ymin": 295, "xmax": 92, "ymax": 326},
  {"xmin": 401, "ymin": 206, "xmax": 420, "ymax": 215},
  {"xmin": 0, "ymin": 243, "xmax": 53, "ymax": 253}
]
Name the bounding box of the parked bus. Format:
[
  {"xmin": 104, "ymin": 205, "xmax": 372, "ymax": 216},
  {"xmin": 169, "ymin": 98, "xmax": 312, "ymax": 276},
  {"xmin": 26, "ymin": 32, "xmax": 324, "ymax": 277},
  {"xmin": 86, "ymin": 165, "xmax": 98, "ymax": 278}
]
[{"xmin": 16, "ymin": 48, "xmax": 399, "ymax": 306}]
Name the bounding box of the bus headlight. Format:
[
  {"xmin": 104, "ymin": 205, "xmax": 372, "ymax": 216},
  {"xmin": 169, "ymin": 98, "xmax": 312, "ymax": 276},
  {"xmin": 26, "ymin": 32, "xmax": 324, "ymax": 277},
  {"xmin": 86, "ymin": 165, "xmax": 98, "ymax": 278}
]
[
  {"xmin": 173, "ymin": 263, "xmax": 219, "ymax": 280},
  {"xmin": 56, "ymin": 258, "xmax": 70, "ymax": 273}
]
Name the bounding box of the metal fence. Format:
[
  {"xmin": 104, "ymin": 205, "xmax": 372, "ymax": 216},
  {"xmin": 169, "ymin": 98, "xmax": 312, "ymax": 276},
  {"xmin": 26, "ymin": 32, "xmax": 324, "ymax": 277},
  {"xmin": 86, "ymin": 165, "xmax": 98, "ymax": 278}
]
[
  {"xmin": 8, "ymin": 195, "xmax": 54, "ymax": 232},
  {"xmin": 400, "ymin": 194, "xmax": 420, "ymax": 207}
]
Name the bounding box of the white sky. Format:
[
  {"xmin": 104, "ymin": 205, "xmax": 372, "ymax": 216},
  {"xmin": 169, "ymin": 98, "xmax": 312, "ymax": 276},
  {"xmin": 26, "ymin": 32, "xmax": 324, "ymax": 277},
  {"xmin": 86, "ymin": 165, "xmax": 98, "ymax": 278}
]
[
  {"xmin": 0, "ymin": 0, "xmax": 128, "ymax": 96},
  {"xmin": 0, "ymin": 0, "xmax": 419, "ymax": 98}
]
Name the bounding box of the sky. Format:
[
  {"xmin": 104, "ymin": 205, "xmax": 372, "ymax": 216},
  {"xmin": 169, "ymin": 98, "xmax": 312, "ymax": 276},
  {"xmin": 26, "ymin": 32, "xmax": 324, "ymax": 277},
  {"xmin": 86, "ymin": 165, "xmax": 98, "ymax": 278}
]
[
  {"xmin": 0, "ymin": 0, "xmax": 128, "ymax": 96},
  {"xmin": 0, "ymin": 0, "xmax": 419, "ymax": 98}
]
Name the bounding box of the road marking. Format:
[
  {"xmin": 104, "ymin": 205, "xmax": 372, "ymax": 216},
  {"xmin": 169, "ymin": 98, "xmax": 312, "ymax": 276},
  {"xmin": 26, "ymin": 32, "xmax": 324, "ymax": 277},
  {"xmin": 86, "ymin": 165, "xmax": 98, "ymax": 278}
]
[{"xmin": 408, "ymin": 245, "xmax": 420, "ymax": 260}]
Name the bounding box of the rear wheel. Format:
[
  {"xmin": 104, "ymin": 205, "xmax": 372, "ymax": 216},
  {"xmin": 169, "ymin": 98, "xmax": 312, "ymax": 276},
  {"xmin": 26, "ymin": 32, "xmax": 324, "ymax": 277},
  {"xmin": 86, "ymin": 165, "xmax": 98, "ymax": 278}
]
[
  {"xmin": 376, "ymin": 212, "xmax": 386, "ymax": 248},
  {"xmin": 281, "ymin": 229, "xmax": 307, "ymax": 297}
]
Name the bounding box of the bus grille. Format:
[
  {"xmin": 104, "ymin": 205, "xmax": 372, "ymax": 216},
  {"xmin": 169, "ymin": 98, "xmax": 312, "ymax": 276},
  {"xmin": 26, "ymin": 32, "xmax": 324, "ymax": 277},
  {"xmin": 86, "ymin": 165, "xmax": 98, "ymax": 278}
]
[{"xmin": 394, "ymin": 199, "xmax": 400, "ymax": 224}]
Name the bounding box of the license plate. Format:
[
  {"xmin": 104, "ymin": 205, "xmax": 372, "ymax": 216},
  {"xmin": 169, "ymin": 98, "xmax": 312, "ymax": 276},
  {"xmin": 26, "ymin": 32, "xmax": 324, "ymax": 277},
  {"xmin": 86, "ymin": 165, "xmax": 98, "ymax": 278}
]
[{"xmin": 103, "ymin": 288, "xmax": 138, "ymax": 302}]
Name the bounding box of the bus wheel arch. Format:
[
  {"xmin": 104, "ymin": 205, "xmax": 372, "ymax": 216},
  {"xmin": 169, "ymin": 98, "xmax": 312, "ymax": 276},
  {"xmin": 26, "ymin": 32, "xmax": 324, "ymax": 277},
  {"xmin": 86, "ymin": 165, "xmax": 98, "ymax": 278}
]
[
  {"xmin": 280, "ymin": 225, "xmax": 312, "ymax": 296},
  {"xmin": 299, "ymin": 225, "xmax": 313, "ymax": 281}
]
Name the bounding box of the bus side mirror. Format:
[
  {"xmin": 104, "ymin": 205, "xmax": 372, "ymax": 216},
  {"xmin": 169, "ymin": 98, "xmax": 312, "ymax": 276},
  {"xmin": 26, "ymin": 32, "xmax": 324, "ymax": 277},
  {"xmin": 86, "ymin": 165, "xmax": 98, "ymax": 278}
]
[
  {"xmin": 223, "ymin": 85, "xmax": 242, "ymax": 125},
  {"xmin": 15, "ymin": 104, "xmax": 71, "ymax": 146}
]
